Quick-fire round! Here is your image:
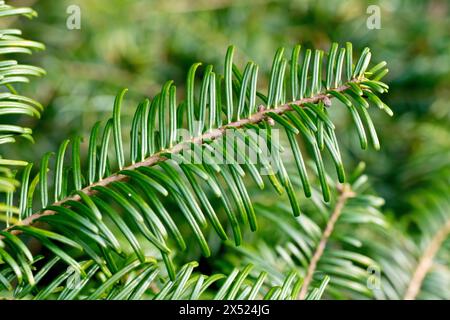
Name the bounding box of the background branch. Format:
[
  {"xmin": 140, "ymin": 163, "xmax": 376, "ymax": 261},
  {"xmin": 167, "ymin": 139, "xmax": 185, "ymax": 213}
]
[{"xmin": 298, "ymin": 183, "xmax": 355, "ymax": 299}]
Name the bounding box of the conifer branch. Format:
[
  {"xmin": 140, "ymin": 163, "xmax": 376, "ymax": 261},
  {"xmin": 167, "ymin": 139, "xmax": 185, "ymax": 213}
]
[
  {"xmin": 3, "ymin": 81, "xmax": 357, "ymax": 236},
  {"xmin": 298, "ymin": 183, "xmax": 355, "ymax": 299},
  {"xmin": 404, "ymin": 218, "xmax": 450, "ymax": 300}
]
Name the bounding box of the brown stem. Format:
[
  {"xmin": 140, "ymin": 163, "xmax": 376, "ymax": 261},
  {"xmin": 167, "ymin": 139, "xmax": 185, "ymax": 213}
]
[
  {"xmin": 298, "ymin": 183, "xmax": 355, "ymax": 300},
  {"xmin": 403, "ymin": 218, "xmax": 450, "ymax": 300},
  {"xmin": 2, "ymin": 82, "xmax": 357, "ymax": 237}
]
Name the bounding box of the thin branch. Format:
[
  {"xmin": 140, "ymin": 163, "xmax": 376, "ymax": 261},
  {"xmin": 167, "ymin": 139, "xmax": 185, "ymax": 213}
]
[
  {"xmin": 3, "ymin": 81, "xmax": 358, "ymax": 236},
  {"xmin": 298, "ymin": 183, "xmax": 355, "ymax": 300},
  {"xmin": 403, "ymin": 218, "xmax": 450, "ymax": 300}
]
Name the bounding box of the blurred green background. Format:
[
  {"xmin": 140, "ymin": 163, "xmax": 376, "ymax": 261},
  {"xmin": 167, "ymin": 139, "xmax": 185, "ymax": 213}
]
[{"xmin": 6, "ymin": 0, "xmax": 448, "ymax": 218}]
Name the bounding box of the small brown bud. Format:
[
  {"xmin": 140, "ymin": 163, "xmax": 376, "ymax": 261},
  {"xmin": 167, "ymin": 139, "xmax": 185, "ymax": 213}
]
[{"xmin": 323, "ymin": 96, "xmax": 332, "ymax": 107}]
